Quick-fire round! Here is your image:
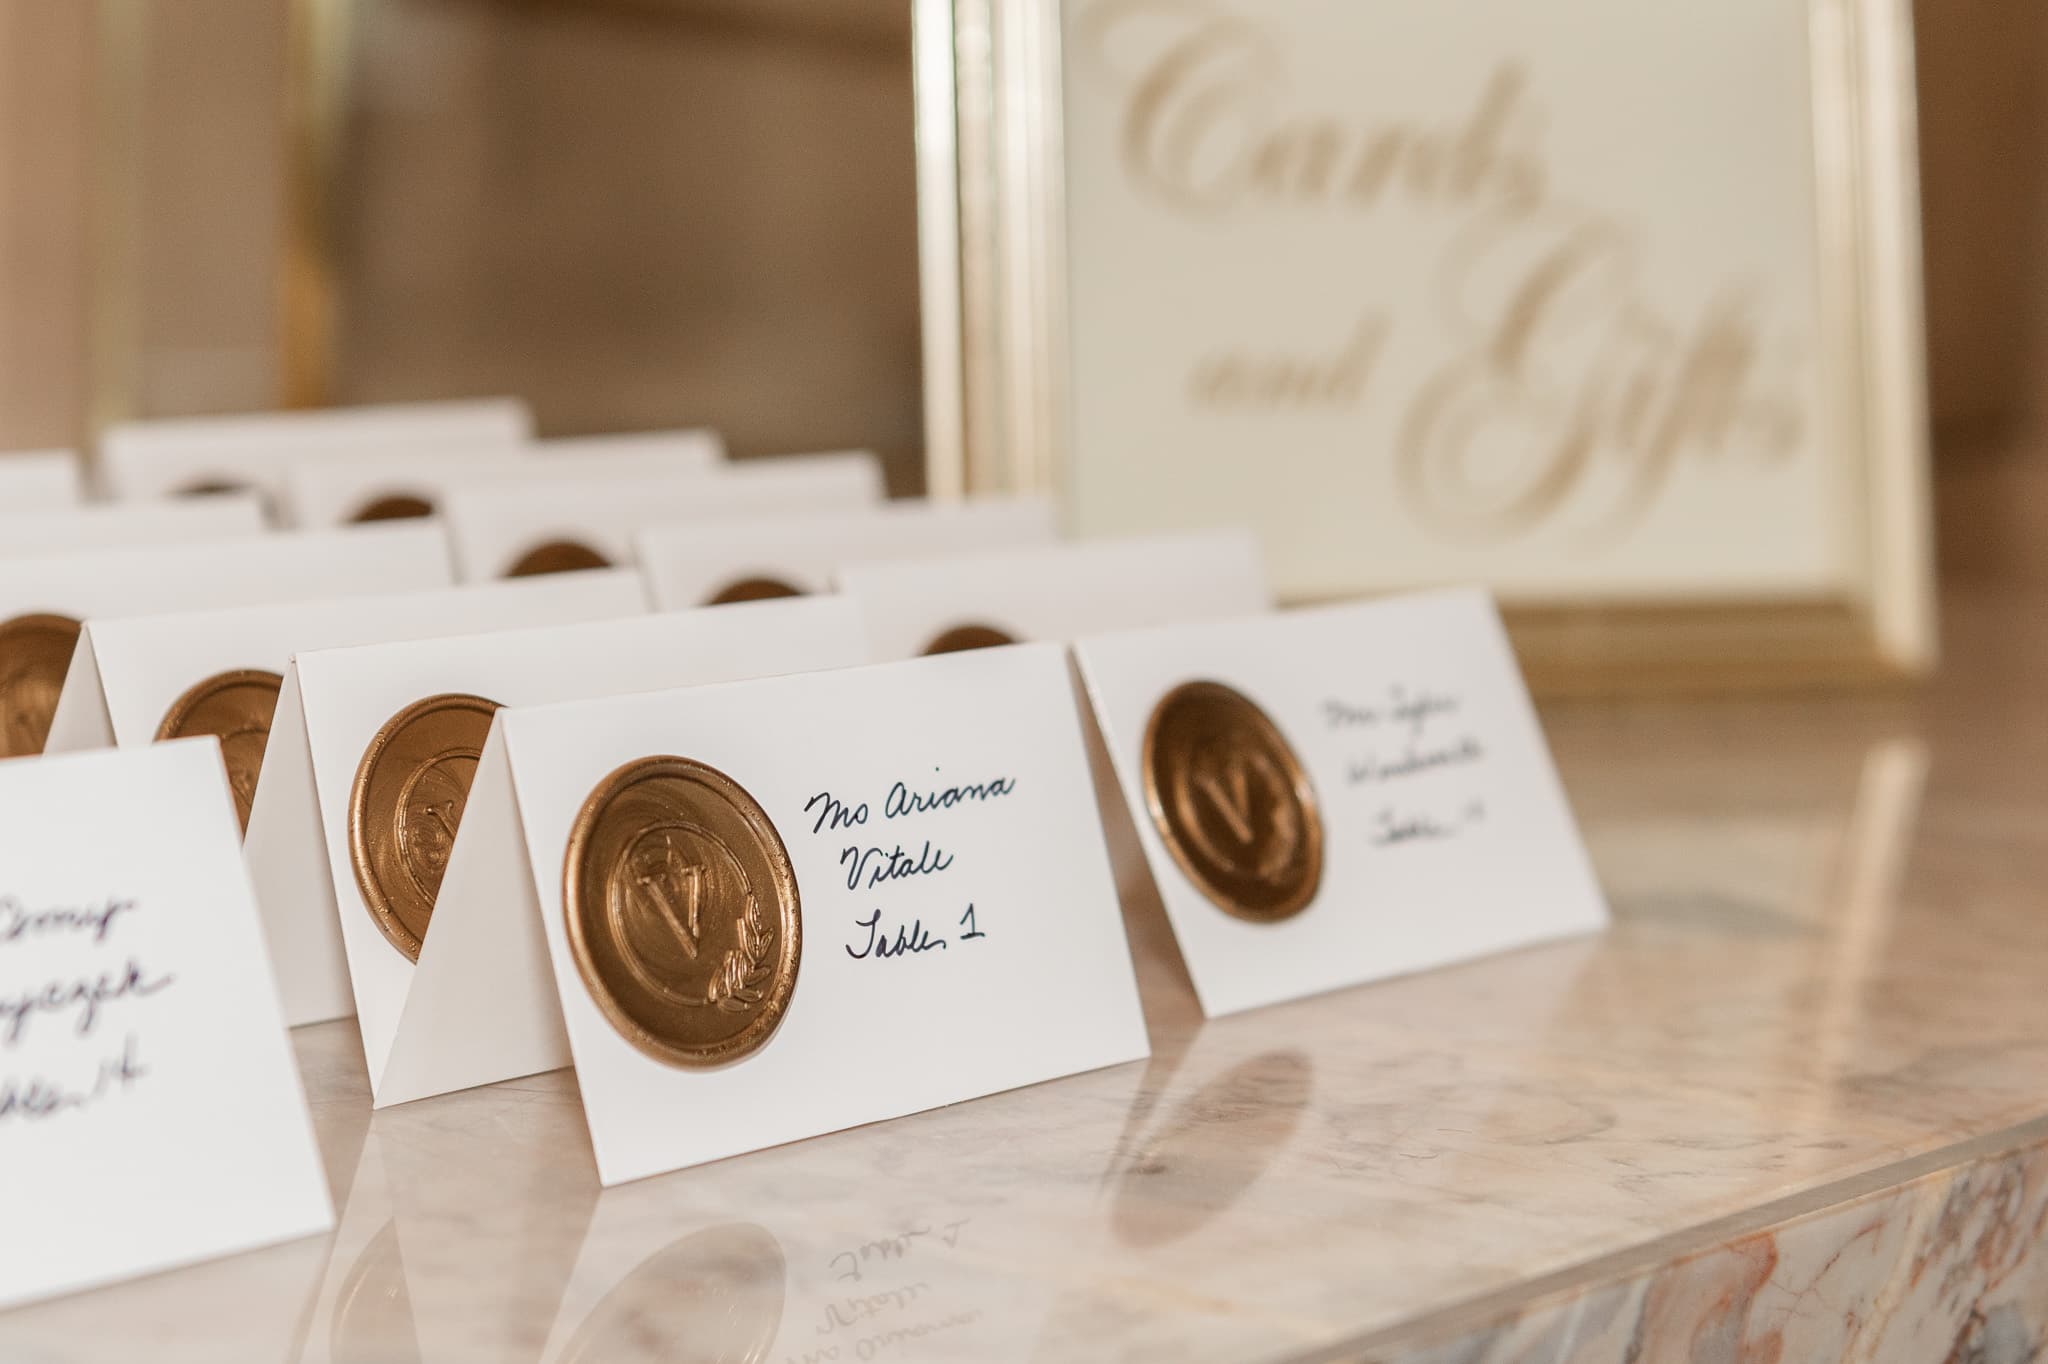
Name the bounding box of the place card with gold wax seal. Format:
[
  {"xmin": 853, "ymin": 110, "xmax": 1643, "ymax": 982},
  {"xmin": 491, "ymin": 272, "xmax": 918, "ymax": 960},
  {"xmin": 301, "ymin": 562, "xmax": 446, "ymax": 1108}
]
[
  {"xmin": 283, "ymin": 429, "xmax": 724, "ymax": 528},
  {"xmin": 0, "ymin": 449, "xmax": 85, "ymax": 509},
  {"xmin": 97, "ymin": 397, "xmax": 531, "ymax": 512},
  {"xmin": 0, "ymin": 739, "xmax": 331, "ymax": 1310},
  {"xmin": 1073, "ymin": 587, "xmax": 1607, "ymax": 1018},
  {"xmin": 634, "ymin": 494, "xmax": 1059, "ymax": 611},
  {"xmin": 1, "ymin": 523, "xmax": 453, "ymax": 764},
  {"xmin": 498, "ymin": 642, "xmax": 1149, "ymax": 1185},
  {"xmin": 33, "ymin": 571, "xmax": 646, "ymax": 1029},
  {"xmin": 0, "ymin": 493, "xmax": 267, "ymax": 558},
  {"xmin": 293, "ymin": 596, "xmax": 869, "ymax": 1107},
  {"xmin": 442, "ymin": 451, "xmax": 886, "ymax": 581},
  {"xmin": 838, "ymin": 528, "xmax": 1269, "ymax": 660}
]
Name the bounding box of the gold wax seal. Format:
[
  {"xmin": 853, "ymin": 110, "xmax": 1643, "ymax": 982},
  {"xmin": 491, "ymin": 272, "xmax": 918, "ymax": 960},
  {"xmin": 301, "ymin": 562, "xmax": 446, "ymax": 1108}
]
[
  {"xmin": 0, "ymin": 612, "xmax": 83, "ymax": 760},
  {"xmin": 155, "ymin": 668, "xmax": 285, "ymax": 833},
  {"xmin": 349, "ymin": 692, "xmax": 501, "ymax": 961},
  {"xmin": 1143, "ymin": 680, "xmax": 1323, "ymax": 922},
  {"xmin": 349, "ymin": 492, "xmax": 435, "ymax": 522},
  {"xmin": 564, "ymin": 756, "xmax": 800, "ymax": 1068},
  {"xmin": 505, "ymin": 540, "xmax": 611, "ymax": 577},
  {"xmin": 706, "ymin": 576, "xmax": 804, "ymax": 606},
  {"xmin": 923, "ymin": 623, "xmax": 1017, "ymax": 655}
]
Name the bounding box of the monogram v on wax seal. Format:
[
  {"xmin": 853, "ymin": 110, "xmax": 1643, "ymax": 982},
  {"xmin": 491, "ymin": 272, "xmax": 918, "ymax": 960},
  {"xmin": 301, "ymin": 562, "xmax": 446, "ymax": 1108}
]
[
  {"xmin": 350, "ymin": 692, "xmax": 503, "ymax": 960},
  {"xmin": 154, "ymin": 668, "xmax": 285, "ymax": 832},
  {"xmin": 1142, "ymin": 680, "xmax": 1324, "ymax": 923},
  {"xmin": 563, "ymin": 756, "xmax": 801, "ymax": 1069}
]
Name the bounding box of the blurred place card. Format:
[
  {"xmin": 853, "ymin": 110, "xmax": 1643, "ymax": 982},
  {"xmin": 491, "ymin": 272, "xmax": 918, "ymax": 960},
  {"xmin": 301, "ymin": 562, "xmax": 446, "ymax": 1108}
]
[
  {"xmin": 284, "ymin": 431, "xmax": 727, "ymax": 528},
  {"xmin": 98, "ymin": 397, "xmax": 532, "ymax": 509},
  {"xmin": 0, "ymin": 451, "xmax": 85, "ymax": 509},
  {"xmin": 4, "ymin": 523, "xmax": 453, "ymax": 763},
  {"xmin": 445, "ymin": 452, "xmax": 887, "ymax": 581},
  {"xmin": 297, "ymin": 596, "xmax": 869, "ymax": 1105},
  {"xmin": 839, "ymin": 528, "xmax": 1268, "ymax": 660},
  {"xmin": 636, "ymin": 495, "xmax": 1060, "ymax": 611},
  {"xmin": 285, "ymin": 449, "xmax": 539, "ymax": 528},
  {"xmin": 1074, "ymin": 588, "xmax": 1607, "ymax": 1017},
  {"xmin": 0, "ymin": 741, "xmax": 331, "ymax": 1310},
  {"xmin": 501, "ymin": 643, "xmax": 1150, "ymax": 1185},
  {"xmin": 0, "ymin": 493, "xmax": 268, "ymax": 557},
  {"xmin": 533, "ymin": 428, "xmax": 726, "ymax": 464},
  {"xmin": 243, "ymin": 570, "xmax": 649, "ymax": 1028}
]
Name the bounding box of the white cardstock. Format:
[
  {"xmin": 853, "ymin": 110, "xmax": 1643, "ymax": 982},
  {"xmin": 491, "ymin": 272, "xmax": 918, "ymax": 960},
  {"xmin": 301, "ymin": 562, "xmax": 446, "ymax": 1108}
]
[
  {"xmin": 97, "ymin": 397, "xmax": 532, "ymax": 506},
  {"xmin": 1074, "ymin": 588, "xmax": 1609, "ymax": 1017},
  {"xmin": 839, "ymin": 528, "xmax": 1270, "ymax": 660},
  {"xmin": 502, "ymin": 642, "xmax": 1152, "ymax": 1185},
  {"xmin": 238, "ymin": 571, "xmax": 650, "ymax": 1028},
  {"xmin": 35, "ymin": 523, "xmax": 457, "ymax": 758},
  {"xmin": 636, "ymin": 494, "xmax": 1060, "ymax": 611},
  {"xmin": 443, "ymin": 452, "xmax": 886, "ymax": 580},
  {"xmin": 0, "ymin": 741, "xmax": 331, "ymax": 1310},
  {"xmin": 297, "ymin": 596, "xmax": 871, "ymax": 1106},
  {"xmin": 0, "ymin": 451, "xmax": 85, "ymax": 509},
  {"xmin": 283, "ymin": 431, "xmax": 727, "ymax": 527},
  {"xmin": 0, "ymin": 493, "xmax": 267, "ymax": 558}
]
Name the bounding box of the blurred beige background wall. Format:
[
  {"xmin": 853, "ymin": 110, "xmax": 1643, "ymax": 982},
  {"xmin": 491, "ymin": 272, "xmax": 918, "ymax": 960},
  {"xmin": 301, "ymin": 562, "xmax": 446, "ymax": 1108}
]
[{"xmin": 1, "ymin": 1, "xmax": 2045, "ymax": 504}]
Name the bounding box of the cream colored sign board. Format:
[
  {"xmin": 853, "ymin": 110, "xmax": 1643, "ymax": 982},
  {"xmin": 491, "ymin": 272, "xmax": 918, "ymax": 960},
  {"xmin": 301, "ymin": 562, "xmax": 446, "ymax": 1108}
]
[{"xmin": 1062, "ymin": 0, "xmax": 1850, "ymax": 604}]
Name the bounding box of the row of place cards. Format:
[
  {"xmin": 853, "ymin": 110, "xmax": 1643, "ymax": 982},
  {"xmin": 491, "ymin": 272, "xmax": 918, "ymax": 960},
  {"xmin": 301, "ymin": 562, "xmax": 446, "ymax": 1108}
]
[{"xmin": 1, "ymin": 499, "xmax": 1606, "ymax": 1309}]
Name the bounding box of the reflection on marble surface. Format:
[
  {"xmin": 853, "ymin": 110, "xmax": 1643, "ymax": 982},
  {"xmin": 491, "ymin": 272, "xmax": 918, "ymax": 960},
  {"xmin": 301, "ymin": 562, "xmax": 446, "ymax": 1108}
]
[{"xmin": 6, "ymin": 584, "xmax": 2048, "ymax": 1362}]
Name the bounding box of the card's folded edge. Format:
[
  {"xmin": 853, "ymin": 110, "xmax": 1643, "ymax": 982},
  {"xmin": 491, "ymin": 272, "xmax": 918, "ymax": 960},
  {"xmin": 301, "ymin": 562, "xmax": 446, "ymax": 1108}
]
[
  {"xmin": 373, "ymin": 721, "xmax": 572, "ymax": 1109},
  {"xmin": 41, "ymin": 628, "xmax": 116, "ymax": 754},
  {"xmin": 245, "ymin": 663, "xmax": 358, "ymax": 1028}
]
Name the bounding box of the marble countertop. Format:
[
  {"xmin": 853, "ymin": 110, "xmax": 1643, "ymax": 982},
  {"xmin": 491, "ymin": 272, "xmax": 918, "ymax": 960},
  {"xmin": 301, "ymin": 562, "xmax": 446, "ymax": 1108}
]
[{"xmin": 7, "ymin": 583, "xmax": 2048, "ymax": 1363}]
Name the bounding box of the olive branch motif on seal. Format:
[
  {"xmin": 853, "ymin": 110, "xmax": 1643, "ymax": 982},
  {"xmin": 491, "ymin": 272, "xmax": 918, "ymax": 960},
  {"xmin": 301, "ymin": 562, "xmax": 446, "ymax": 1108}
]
[{"xmin": 703, "ymin": 887, "xmax": 775, "ymax": 1013}]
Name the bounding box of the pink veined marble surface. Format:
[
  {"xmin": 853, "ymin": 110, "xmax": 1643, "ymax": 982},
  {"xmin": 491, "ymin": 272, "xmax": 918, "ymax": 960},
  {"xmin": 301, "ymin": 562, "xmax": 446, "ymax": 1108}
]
[{"xmin": 2, "ymin": 582, "xmax": 2046, "ymax": 1363}]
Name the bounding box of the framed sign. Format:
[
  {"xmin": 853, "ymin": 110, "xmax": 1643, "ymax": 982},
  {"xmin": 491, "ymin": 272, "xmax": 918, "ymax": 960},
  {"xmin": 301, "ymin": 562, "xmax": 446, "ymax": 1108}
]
[{"xmin": 918, "ymin": 0, "xmax": 1934, "ymax": 689}]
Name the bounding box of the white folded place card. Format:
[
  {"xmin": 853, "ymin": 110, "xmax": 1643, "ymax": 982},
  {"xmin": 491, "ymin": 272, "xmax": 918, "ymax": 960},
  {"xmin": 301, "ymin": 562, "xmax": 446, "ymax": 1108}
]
[
  {"xmin": 0, "ymin": 451, "xmax": 85, "ymax": 509},
  {"xmin": 297, "ymin": 595, "xmax": 870, "ymax": 1105},
  {"xmin": 0, "ymin": 493, "xmax": 267, "ymax": 557},
  {"xmin": 840, "ymin": 528, "xmax": 1271, "ymax": 660},
  {"xmin": 501, "ymin": 642, "xmax": 1151, "ymax": 1185},
  {"xmin": 0, "ymin": 741, "xmax": 331, "ymax": 1310},
  {"xmin": 283, "ymin": 449, "xmax": 538, "ymax": 527},
  {"xmin": 533, "ymin": 428, "xmax": 725, "ymax": 464},
  {"xmin": 284, "ymin": 432, "xmax": 726, "ymax": 528},
  {"xmin": 6, "ymin": 523, "xmax": 453, "ymax": 763},
  {"xmin": 636, "ymin": 494, "xmax": 1060, "ymax": 610},
  {"xmin": 98, "ymin": 397, "xmax": 532, "ymax": 506},
  {"xmin": 444, "ymin": 451, "xmax": 886, "ymax": 580},
  {"xmin": 1074, "ymin": 588, "xmax": 1608, "ymax": 1017},
  {"xmin": 242, "ymin": 570, "xmax": 649, "ymax": 1028}
]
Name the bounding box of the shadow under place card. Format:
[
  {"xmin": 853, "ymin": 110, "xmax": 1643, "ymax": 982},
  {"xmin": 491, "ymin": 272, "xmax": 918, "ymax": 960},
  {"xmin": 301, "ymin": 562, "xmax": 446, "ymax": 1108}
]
[
  {"xmin": 500, "ymin": 642, "xmax": 1151, "ymax": 1185},
  {"xmin": 1073, "ymin": 588, "xmax": 1608, "ymax": 1017},
  {"xmin": 0, "ymin": 740, "xmax": 331, "ymax": 1309}
]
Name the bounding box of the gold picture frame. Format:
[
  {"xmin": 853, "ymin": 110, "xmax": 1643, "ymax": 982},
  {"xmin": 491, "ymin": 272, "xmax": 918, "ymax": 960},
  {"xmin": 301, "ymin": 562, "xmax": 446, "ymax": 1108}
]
[{"xmin": 916, "ymin": 0, "xmax": 1936, "ymax": 693}]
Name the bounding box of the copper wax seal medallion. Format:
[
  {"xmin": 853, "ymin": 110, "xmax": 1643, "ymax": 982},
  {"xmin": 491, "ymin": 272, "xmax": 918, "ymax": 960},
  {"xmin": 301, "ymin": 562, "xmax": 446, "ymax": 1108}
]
[
  {"xmin": 706, "ymin": 575, "xmax": 805, "ymax": 606},
  {"xmin": 155, "ymin": 668, "xmax": 285, "ymax": 832},
  {"xmin": 564, "ymin": 756, "xmax": 800, "ymax": 1068},
  {"xmin": 349, "ymin": 492, "xmax": 435, "ymax": 522},
  {"xmin": 923, "ymin": 623, "xmax": 1017, "ymax": 655},
  {"xmin": 505, "ymin": 539, "xmax": 611, "ymax": 578},
  {"xmin": 1143, "ymin": 680, "xmax": 1323, "ymax": 922},
  {"xmin": 350, "ymin": 692, "xmax": 502, "ymax": 961},
  {"xmin": 0, "ymin": 612, "xmax": 83, "ymax": 759}
]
